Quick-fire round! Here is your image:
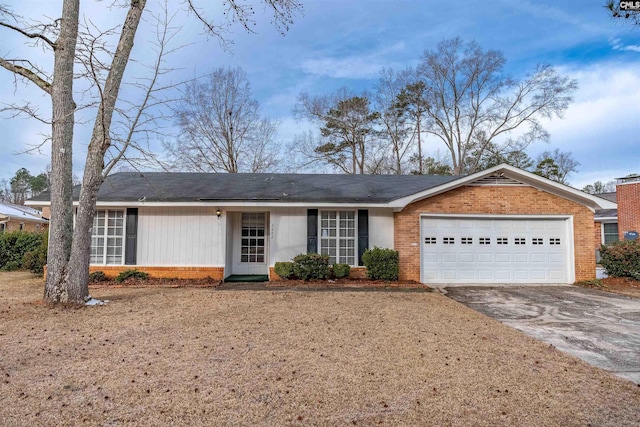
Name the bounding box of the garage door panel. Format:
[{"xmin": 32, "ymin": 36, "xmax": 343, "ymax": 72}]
[
  {"xmin": 495, "ymin": 254, "xmax": 511, "ymax": 262},
  {"xmin": 421, "ymin": 217, "xmax": 570, "ymax": 284}
]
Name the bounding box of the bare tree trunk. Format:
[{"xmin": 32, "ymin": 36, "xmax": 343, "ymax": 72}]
[
  {"xmin": 44, "ymin": 0, "xmax": 79, "ymax": 304},
  {"xmin": 416, "ymin": 115, "xmax": 422, "ymax": 174},
  {"xmin": 64, "ymin": 0, "xmax": 147, "ymax": 302}
]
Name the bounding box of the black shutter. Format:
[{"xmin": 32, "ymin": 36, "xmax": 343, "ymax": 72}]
[
  {"xmin": 358, "ymin": 209, "xmax": 369, "ymax": 266},
  {"xmin": 125, "ymin": 208, "xmax": 138, "ymax": 265},
  {"xmin": 307, "ymin": 209, "xmax": 318, "ymax": 253}
]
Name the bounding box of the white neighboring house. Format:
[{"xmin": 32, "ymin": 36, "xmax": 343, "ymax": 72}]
[{"xmin": 0, "ymin": 201, "xmax": 48, "ymax": 233}]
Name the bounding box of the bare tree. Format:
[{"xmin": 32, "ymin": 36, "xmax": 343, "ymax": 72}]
[
  {"xmin": 582, "ymin": 180, "xmax": 616, "ymax": 194},
  {"xmin": 416, "ymin": 38, "xmax": 577, "ymax": 175},
  {"xmin": 295, "ymin": 89, "xmax": 380, "ymax": 174},
  {"xmin": 533, "ymin": 149, "xmax": 579, "ymax": 185},
  {"xmin": 0, "ymin": 0, "xmax": 302, "ymax": 305},
  {"xmin": 165, "ymin": 67, "xmax": 280, "ymax": 173}
]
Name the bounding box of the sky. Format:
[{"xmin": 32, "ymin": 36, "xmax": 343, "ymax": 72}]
[{"xmin": 0, "ymin": 0, "xmax": 639, "ymax": 191}]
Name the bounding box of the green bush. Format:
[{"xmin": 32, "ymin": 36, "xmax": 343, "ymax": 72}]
[
  {"xmin": 600, "ymin": 240, "xmax": 640, "ymax": 280},
  {"xmin": 22, "ymin": 232, "xmax": 48, "ymax": 275},
  {"xmin": 331, "ymin": 263, "xmax": 351, "ymax": 279},
  {"xmin": 362, "ymin": 247, "xmax": 399, "ymax": 281},
  {"xmin": 0, "ymin": 231, "xmax": 45, "ymax": 271},
  {"xmin": 115, "ymin": 269, "xmax": 150, "ymax": 283},
  {"xmin": 292, "ymin": 253, "xmax": 330, "ymax": 280},
  {"xmin": 89, "ymin": 271, "xmax": 108, "ymax": 283},
  {"xmin": 274, "ymin": 261, "xmax": 295, "ymax": 279}
]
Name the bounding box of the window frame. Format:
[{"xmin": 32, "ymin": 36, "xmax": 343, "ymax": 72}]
[
  {"xmin": 90, "ymin": 209, "xmax": 126, "ymax": 266},
  {"xmin": 602, "ymin": 222, "xmax": 619, "ymax": 245},
  {"xmin": 318, "ymin": 210, "xmax": 357, "ymax": 266}
]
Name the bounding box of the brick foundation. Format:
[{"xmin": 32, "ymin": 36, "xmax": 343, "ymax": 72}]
[
  {"xmin": 394, "ymin": 185, "xmax": 596, "ymax": 283},
  {"xmin": 90, "ymin": 266, "xmax": 225, "ymax": 280}
]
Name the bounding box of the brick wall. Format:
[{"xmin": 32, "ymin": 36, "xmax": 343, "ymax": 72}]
[
  {"xmin": 594, "ymin": 221, "xmax": 602, "ymax": 248},
  {"xmin": 3, "ymin": 219, "xmax": 47, "ymax": 232},
  {"xmin": 89, "ymin": 266, "xmax": 225, "ymax": 280},
  {"xmin": 394, "ymin": 185, "xmax": 595, "ymax": 283},
  {"xmin": 617, "ymin": 181, "xmax": 640, "ymax": 240}
]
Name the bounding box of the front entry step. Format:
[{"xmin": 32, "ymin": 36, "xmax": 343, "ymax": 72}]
[{"xmin": 224, "ymin": 275, "xmax": 269, "ymax": 283}]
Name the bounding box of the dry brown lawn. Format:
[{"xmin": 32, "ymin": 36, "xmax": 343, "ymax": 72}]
[{"xmin": 1, "ymin": 271, "xmax": 639, "ymax": 427}]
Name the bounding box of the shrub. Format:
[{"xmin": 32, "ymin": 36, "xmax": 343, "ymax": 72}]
[
  {"xmin": 22, "ymin": 232, "xmax": 48, "ymax": 275},
  {"xmin": 362, "ymin": 247, "xmax": 399, "ymax": 281},
  {"xmin": 115, "ymin": 269, "xmax": 150, "ymax": 283},
  {"xmin": 292, "ymin": 253, "xmax": 330, "ymax": 280},
  {"xmin": 89, "ymin": 271, "xmax": 108, "ymax": 283},
  {"xmin": 0, "ymin": 231, "xmax": 45, "ymax": 271},
  {"xmin": 274, "ymin": 261, "xmax": 295, "ymax": 279},
  {"xmin": 331, "ymin": 263, "xmax": 351, "ymax": 279},
  {"xmin": 600, "ymin": 240, "xmax": 640, "ymax": 281}
]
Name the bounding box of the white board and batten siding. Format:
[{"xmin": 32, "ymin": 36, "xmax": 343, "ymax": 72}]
[
  {"xmin": 420, "ymin": 215, "xmax": 574, "ymax": 285},
  {"xmin": 136, "ymin": 207, "xmax": 225, "ymax": 266}
]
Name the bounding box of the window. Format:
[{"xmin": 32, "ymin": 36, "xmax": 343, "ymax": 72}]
[
  {"xmin": 603, "ymin": 223, "xmax": 619, "ymax": 245},
  {"xmin": 549, "ymin": 238, "xmax": 561, "ymax": 245},
  {"xmin": 443, "ymin": 237, "xmax": 455, "ymax": 244},
  {"xmin": 497, "ymin": 237, "xmax": 508, "ymax": 245},
  {"xmin": 532, "ymin": 238, "xmax": 543, "ymax": 245},
  {"xmin": 91, "ymin": 210, "xmax": 124, "ymax": 264},
  {"xmin": 424, "ymin": 237, "xmax": 436, "ymax": 244},
  {"xmin": 514, "ymin": 238, "xmax": 526, "ymax": 245},
  {"xmin": 241, "ymin": 213, "xmax": 265, "ymax": 263},
  {"xmin": 19, "ymin": 223, "xmax": 24, "ymax": 230},
  {"xmin": 320, "ymin": 211, "xmax": 355, "ymax": 265},
  {"xmin": 479, "ymin": 237, "xmax": 490, "ymax": 245},
  {"xmin": 461, "ymin": 237, "xmax": 473, "ymax": 244}
]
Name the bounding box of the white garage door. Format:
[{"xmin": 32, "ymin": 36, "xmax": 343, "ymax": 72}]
[{"xmin": 420, "ymin": 217, "xmax": 571, "ymax": 284}]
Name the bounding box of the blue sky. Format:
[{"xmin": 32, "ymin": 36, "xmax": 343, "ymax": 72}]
[{"xmin": 0, "ymin": 0, "xmax": 639, "ymax": 190}]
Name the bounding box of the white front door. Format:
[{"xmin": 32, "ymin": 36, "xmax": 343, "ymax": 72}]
[
  {"xmin": 420, "ymin": 216, "xmax": 571, "ymax": 284},
  {"xmin": 232, "ymin": 212, "xmax": 268, "ymax": 275}
]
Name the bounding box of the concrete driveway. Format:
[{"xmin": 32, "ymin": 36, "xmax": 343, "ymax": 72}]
[{"xmin": 444, "ymin": 286, "xmax": 640, "ymax": 384}]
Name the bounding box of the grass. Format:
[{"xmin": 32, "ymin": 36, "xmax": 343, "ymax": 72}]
[{"xmin": 0, "ymin": 271, "xmax": 639, "ymax": 426}]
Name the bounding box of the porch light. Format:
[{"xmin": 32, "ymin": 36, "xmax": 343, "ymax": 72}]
[{"xmin": 216, "ymin": 208, "xmax": 222, "ymax": 218}]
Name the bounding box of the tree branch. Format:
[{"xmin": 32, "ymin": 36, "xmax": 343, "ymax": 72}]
[
  {"xmin": 0, "ymin": 57, "xmax": 52, "ymax": 94},
  {"xmin": 0, "ymin": 21, "xmax": 56, "ymax": 48}
]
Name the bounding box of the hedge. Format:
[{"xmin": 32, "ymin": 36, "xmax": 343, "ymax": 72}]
[
  {"xmin": 362, "ymin": 247, "xmax": 399, "ymax": 281},
  {"xmin": 600, "ymin": 240, "xmax": 640, "ymax": 281}
]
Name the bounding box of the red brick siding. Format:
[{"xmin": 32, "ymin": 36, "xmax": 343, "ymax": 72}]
[
  {"xmin": 394, "ymin": 185, "xmax": 595, "ymax": 283},
  {"xmin": 89, "ymin": 266, "xmax": 225, "ymax": 280},
  {"xmin": 617, "ymin": 182, "xmax": 640, "ymax": 240},
  {"xmin": 594, "ymin": 221, "xmax": 602, "ymax": 248}
]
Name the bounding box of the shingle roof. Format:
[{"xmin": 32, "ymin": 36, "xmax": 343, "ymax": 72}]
[
  {"xmin": 595, "ymin": 209, "xmax": 618, "ymax": 219},
  {"xmin": 29, "ymin": 172, "xmax": 462, "ymax": 204},
  {"xmin": 596, "ymin": 192, "xmax": 616, "ymax": 203},
  {"xmin": 0, "ymin": 201, "xmax": 48, "ymax": 222}
]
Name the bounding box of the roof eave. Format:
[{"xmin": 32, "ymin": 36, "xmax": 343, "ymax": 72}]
[{"xmin": 389, "ymin": 164, "xmax": 618, "ymax": 211}]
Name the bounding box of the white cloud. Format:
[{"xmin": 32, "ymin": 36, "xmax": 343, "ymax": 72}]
[
  {"xmin": 533, "ymin": 61, "xmax": 640, "ymax": 187},
  {"xmin": 610, "ymin": 38, "xmax": 640, "ymax": 53},
  {"xmin": 299, "ymin": 42, "xmax": 406, "ymax": 80}
]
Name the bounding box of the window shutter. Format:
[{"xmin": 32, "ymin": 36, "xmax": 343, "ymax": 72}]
[
  {"xmin": 358, "ymin": 209, "xmax": 369, "ymax": 266},
  {"xmin": 125, "ymin": 208, "xmax": 138, "ymax": 265},
  {"xmin": 307, "ymin": 209, "xmax": 318, "ymax": 253}
]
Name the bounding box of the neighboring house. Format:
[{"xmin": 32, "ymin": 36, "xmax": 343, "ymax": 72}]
[
  {"xmin": 0, "ymin": 201, "xmax": 49, "ymax": 233},
  {"xmin": 594, "ymin": 175, "xmax": 640, "ymax": 259},
  {"xmin": 27, "ymin": 164, "xmax": 615, "ymax": 285}
]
